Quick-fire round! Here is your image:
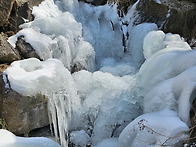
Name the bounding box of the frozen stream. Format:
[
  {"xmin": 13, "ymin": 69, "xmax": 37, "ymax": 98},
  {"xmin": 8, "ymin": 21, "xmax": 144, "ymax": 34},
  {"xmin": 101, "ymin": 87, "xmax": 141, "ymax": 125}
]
[{"xmin": 1, "ymin": 0, "xmax": 196, "ymax": 147}]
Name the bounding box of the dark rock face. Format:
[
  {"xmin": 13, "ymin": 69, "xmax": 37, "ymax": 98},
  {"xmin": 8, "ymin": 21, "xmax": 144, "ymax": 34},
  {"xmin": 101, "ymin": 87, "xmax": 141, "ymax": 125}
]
[
  {"xmin": 135, "ymin": 0, "xmax": 196, "ymax": 40},
  {"xmin": 0, "ymin": 0, "xmax": 44, "ymax": 35},
  {"xmin": 0, "ymin": 34, "xmax": 21, "ymax": 64},
  {"xmin": 135, "ymin": 0, "xmax": 169, "ymax": 27},
  {"xmin": 0, "ymin": 0, "xmax": 15, "ymax": 27},
  {"xmin": 163, "ymin": 7, "xmax": 196, "ymax": 40},
  {"xmin": 0, "ymin": 73, "xmax": 49, "ymax": 135},
  {"xmin": 16, "ymin": 36, "xmax": 41, "ymax": 60}
]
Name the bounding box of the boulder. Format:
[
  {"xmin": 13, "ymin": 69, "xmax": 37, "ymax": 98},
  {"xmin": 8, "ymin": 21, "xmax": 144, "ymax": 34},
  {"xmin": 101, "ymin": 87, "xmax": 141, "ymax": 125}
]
[
  {"xmin": 0, "ymin": 34, "xmax": 21, "ymax": 64},
  {"xmin": 0, "ymin": 73, "xmax": 49, "ymax": 135},
  {"xmin": 135, "ymin": 0, "xmax": 196, "ymax": 40}
]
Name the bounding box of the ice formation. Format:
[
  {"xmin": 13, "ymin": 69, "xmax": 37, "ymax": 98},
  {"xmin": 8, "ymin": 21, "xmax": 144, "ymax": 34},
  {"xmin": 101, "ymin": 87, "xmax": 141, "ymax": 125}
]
[
  {"xmin": 3, "ymin": 0, "xmax": 196, "ymax": 147},
  {"xmin": 0, "ymin": 129, "xmax": 61, "ymax": 147},
  {"xmin": 8, "ymin": 0, "xmax": 95, "ymax": 72}
]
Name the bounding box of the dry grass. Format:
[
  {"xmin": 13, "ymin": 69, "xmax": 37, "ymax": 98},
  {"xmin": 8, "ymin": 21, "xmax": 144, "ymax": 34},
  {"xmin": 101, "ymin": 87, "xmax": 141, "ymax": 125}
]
[{"xmin": 0, "ymin": 64, "xmax": 10, "ymax": 73}]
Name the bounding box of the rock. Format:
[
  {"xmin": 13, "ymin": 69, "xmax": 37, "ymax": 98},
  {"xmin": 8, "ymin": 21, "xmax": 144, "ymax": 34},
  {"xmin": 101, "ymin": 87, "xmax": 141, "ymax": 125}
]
[
  {"xmin": 15, "ymin": 35, "xmax": 41, "ymax": 60},
  {"xmin": 0, "ymin": 0, "xmax": 15, "ymax": 27},
  {"xmin": 135, "ymin": 0, "xmax": 169, "ymax": 28},
  {"xmin": 0, "ymin": 34, "xmax": 21, "ymax": 64},
  {"xmin": 0, "ymin": 73, "xmax": 50, "ymax": 135},
  {"xmin": 135, "ymin": 0, "xmax": 196, "ymax": 40},
  {"xmin": 163, "ymin": 5, "xmax": 196, "ymax": 40},
  {"xmin": 79, "ymin": 0, "xmax": 107, "ymax": 6},
  {"xmin": 0, "ymin": 0, "xmax": 44, "ymax": 34}
]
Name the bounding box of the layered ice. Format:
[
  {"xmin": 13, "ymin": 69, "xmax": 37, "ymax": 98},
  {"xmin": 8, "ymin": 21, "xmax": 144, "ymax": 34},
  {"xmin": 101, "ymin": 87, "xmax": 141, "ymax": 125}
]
[{"xmin": 0, "ymin": 129, "xmax": 61, "ymax": 147}]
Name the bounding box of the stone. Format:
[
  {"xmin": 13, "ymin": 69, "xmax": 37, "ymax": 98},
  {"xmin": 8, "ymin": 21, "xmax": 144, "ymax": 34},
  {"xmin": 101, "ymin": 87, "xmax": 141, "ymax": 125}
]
[
  {"xmin": 0, "ymin": 73, "xmax": 50, "ymax": 135},
  {"xmin": 15, "ymin": 35, "xmax": 41, "ymax": 60},
  {"xmin": 0, "ymin": 34, "xmax": 21, "ymax": 64}
]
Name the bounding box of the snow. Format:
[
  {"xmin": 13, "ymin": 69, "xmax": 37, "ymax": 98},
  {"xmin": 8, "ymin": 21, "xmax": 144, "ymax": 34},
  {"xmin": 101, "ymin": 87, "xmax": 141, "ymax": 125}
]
[
  {"xmin": 0, "ymin": 129, "xmax": 61, "ymax": 147},
  {"xmin": 139, "ymin": 31, "xmax": 192, "ymax": 94},
  {"xmin": 5, "ymin": 58, "xmax": 67, "ymax": 96},
  {"xmin": 144, "ymin": 66, "xmax": 196, "ymax": 124},
  {"xmin": 94, "ymin": 138, "xmax": 118, "ymax": 147},
  {"xmin": 118, "ymin": 109, "xmax": 188, "ymax": 147}
]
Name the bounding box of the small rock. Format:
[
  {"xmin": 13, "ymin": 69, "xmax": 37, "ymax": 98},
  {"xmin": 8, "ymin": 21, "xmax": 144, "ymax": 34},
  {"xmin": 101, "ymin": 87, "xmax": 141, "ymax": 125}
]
[
  {"xmin": 16, "ymin": 35, "xmax": 41, "ymax": 60},
  {"xmin": 0, "ymin": 34, "xmax": 21, "ymax": 64}
]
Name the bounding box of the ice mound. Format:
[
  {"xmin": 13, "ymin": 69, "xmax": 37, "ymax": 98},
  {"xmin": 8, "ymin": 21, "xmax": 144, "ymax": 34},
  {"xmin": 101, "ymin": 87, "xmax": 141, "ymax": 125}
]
[
  {"xmin": 140, "ymin": 31, "xmax": 193, "ymax": 93},
  {"xmin": 138, "ymin": 31, "xmax": 196, "ymax": 124},
  {"xmin": 118, "ymin": 109, "xmax": 188, "ymax": 147},
  {"xmin": 5, "ymin": 58, "xmax": 68, "ymax": 96},
  {"xmin": 0, "ymin": 129, "xmax": 61, "ymax": 147}
]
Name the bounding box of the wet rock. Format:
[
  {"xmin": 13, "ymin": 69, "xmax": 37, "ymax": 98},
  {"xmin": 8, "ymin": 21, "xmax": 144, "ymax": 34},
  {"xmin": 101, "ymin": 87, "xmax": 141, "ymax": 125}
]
[
  {"xmin": 0, "ymin": 73, "xmax": 50, "ymax": 135},
  {"xmin": 0, "ymin": 34, "xmax": 21, "ymax": 63},
  {"xmin": 15, "ymin": 36, "xmax": 41, "ymax": 60}
]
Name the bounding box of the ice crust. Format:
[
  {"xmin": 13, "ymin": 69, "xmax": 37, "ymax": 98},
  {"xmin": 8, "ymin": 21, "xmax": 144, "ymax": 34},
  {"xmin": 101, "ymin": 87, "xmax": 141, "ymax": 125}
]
[{"xmin": 3, "ymin": 0, "xmax": 196, "ymax": 147}]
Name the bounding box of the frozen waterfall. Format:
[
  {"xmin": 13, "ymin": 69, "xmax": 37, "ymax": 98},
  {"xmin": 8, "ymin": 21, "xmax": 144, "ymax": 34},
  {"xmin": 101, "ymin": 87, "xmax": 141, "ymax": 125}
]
[{"xmin": 2, "ymin": 0, "xmax": 196, "ymax": 147}]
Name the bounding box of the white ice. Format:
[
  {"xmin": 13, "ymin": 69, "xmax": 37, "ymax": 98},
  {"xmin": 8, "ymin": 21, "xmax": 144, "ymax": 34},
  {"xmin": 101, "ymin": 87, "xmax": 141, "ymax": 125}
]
[{"xmin": 0, "ymin": 129, "xmax": 61, "ymax": 147}]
